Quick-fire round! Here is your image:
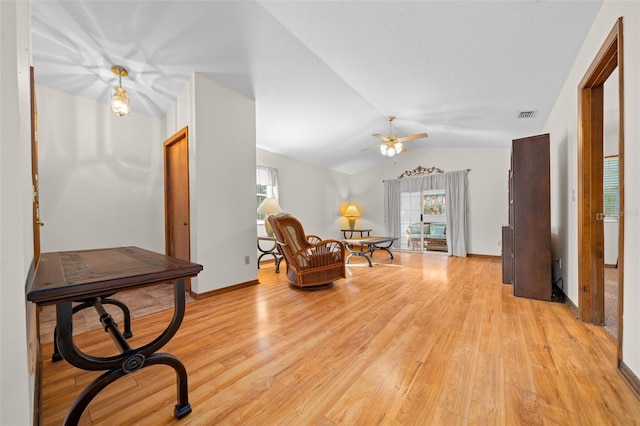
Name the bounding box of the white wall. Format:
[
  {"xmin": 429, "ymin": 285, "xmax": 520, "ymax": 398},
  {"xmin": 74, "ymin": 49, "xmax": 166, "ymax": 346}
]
[
  {"xmin": 165, "ymin": 74, "xmax": 258, "ymax": 293},
  {"xmin": 604, "ymin": 220, "xmax": 619, "ymax": 266},
  {"xmin": 0, "ymin": 1, "xmax": 35, "ymax": 424},
  {"xmin": 349, "ymin": 146, "xmax": 511, "ymax": 256},
  {"xmin": 37, "ymin": 86, "xmax": 165, "ymax": 253},
  {"xmin": 194, "ymin": 74, "xmax": 257, "ymax": 292},
  {"xmin": 164, "ymin": 74, "xmax": 194, "ymax": 135},
  {"xmin": 257, "ymin": 149, "xmax": 351, "ymax": 239},
  {"xmin": 544, "ymin": 0, "xmax": 640, "ymax": 378}
]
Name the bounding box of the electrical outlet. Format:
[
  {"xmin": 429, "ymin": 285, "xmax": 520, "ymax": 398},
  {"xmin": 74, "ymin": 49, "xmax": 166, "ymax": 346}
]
[
  {"xmin": 244, "ymin": 256, "xmax": 250, "ymax": 265},
  {"xmin": 497, "ymin": 240, "xmax": 501, "ymax": 246}
]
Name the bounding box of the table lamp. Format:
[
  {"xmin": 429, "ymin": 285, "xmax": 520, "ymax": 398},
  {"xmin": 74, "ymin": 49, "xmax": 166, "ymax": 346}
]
[
  {"xmin": 257, "ymin": 198, "xmax": 282, "ymax": 236},
  {"xmin": 344, "ymin": 205, "xmax": 361, "ymax": 230}
]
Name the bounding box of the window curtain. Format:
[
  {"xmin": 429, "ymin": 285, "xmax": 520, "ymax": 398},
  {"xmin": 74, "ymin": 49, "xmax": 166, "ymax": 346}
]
[
  {"xmin": 384, "ymin": 169, "xmax": 469, "ymax": 257},
  {"xmin": 443, "ymin": 170, "xmax": 468, "ymax": 257},
  {"xmin": 256, "ymin": 165, "xmax": 279, "ymax": 199},
  {"xmin": 384, "ymin": 179, "xmax": 400, "ymax": 244}
]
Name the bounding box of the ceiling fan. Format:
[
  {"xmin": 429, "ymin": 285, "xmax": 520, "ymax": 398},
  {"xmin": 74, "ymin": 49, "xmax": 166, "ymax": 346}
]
[{"xmin": 371, "ymin": 116, "xmax": 429, "ymax": 157}]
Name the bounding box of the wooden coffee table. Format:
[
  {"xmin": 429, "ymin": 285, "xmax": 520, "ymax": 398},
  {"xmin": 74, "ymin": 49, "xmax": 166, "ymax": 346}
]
[{"xmin": 341, "ymin": 237, "xmax": 399, "ymax": 267}]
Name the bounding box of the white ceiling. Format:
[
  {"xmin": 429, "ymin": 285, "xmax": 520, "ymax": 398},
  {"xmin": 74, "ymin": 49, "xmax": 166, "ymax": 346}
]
[{"xmin": 31, "ymin": 0, "xmax": 603, "ymax": 174}]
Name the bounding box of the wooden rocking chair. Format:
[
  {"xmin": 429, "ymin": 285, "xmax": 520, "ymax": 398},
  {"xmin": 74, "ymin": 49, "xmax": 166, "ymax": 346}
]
[{"xmin": 268, "ymin": 214, "xmax": 346, "ymax": 289}]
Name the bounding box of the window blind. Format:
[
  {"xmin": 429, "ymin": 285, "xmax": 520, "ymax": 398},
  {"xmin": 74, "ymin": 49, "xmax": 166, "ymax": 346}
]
[{"xmin": 603, "ymin": 156, "xmax": 619, "ymax": 217}]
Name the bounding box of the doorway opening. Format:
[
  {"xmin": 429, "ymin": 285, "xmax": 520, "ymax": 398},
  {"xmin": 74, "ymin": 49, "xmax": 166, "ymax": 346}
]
[{"xmin": 577, "ymin": 18, "xmax": 624, "ymax": 355}]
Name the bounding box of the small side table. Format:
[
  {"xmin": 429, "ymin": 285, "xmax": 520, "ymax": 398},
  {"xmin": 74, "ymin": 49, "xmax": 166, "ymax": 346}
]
[
  {"xmin": 257, "ymin": 236, "xmax": 283, "ymax": 273},
  {"xmin": 341, "ymin": 229, "xmax": 372, "ymax": 239}
]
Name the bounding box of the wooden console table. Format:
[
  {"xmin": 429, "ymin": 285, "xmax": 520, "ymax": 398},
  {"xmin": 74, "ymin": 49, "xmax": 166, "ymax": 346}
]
[{"xmin": 27, "ymin": 246, "xmax": 203, "ymax": 425}]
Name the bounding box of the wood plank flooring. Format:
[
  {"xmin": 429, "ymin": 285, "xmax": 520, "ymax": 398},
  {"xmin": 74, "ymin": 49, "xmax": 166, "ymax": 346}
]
[{"xmin": 38, "ymin": 252, "xmax": 640, "ymax": 425}]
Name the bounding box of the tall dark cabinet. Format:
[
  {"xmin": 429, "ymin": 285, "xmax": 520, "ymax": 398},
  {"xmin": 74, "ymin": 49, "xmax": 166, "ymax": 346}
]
[{"xmin": 502, "ymin": 134, "xmax": 552, "ymax": 301}]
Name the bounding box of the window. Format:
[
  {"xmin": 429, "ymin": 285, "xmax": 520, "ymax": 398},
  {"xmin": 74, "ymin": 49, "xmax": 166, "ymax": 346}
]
[
  {"xmin": 423, "ymin": 191, "xmax": 446, "ymax": 217},
  {"xmin": 603, "ymin": 156, "xmax": 619, "ymax": 218},
  {"xmin": 256, "ymin": 166, "xmax": 279, "ymax": 221}
]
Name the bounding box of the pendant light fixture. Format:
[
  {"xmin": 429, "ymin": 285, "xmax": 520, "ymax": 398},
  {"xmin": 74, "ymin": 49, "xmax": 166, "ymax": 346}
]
[{"xmin": 110, "ymin": 65, "xmax": 130, "ymax": 116}]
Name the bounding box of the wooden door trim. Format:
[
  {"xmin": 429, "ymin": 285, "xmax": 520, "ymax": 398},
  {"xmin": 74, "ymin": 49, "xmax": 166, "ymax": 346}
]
[
  {"xmin": 30, "ymin": 67, "xmax": 42, "ymax": 266},
  {"xmin": 577, "ymin": 17, "xmax": 624, "ymax": 358},
  {"xmin": 29, "ymin": 66, "xmax": 44, "ymax": 426}
]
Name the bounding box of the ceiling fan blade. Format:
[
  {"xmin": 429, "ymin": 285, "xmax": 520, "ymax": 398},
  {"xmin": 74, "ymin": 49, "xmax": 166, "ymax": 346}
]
[
  {"xmin": 361, "ymin": 142, "xmax": 382, "ymax": 152},
  {"xmin": 396, "ymin": 133, "xmax": 428, "ymax": 142},
  {"xmin": 372, "ymin": 133, "xmax": 388, "ymax": 141}
]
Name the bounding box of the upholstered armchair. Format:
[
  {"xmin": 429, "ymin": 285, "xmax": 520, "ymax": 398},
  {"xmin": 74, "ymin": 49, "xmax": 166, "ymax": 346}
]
[{"xmin": 268, "ymin": 214, "xmax": 346, "ymax": 288}]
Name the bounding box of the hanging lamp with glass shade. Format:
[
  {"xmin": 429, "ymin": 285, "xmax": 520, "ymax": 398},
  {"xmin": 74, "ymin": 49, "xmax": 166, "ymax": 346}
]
[{"xmin": 111, "ymin": 65, "xmax": 130, "ymax": 116}]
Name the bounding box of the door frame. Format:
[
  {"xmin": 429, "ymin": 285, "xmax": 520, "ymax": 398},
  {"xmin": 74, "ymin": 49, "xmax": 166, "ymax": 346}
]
[
  {"xmin": 163, "ymin": 126, "xmax": 192, "ymax": 291},
  {"xmin": 577, "ymin": 18, "xmax": 624, "ymax": 355},
  {"xmin": 30, "ymin": 67, "xmax": 42, "ymax": 265},
  {"xmin": 29, "ymin": 65, "xmax": 44, "ymax": 426}
]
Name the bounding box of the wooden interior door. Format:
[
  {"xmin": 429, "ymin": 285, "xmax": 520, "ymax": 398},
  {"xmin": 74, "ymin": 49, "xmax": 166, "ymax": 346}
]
[{"xmin": 164, "ymin": 127, "xmax": 191, "ymax": 291}]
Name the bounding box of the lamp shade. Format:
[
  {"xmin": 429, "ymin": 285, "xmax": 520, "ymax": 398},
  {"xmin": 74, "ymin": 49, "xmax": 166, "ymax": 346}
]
[
  {"xmin": 111, "ymin": 87, "xmax": 130, "ymax": 116},
  {"xmin": 110, "ymin": 65, "xmax": 130, "ymax": 117},
  {"xmin": 257, "ymin": 198, "xmax": 282, "ymax": 215},
  {"xmin": 343, "ymin": 205, "xmax": 361, "ymax": 217},
  {"xmin": 258, "ymin": 198, "xmax": 281, "ymax": 237}
]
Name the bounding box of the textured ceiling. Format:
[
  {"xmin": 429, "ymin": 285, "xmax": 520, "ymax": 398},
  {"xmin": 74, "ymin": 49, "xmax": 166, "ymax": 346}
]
[{"xmin": 31, "ymin": 0, "xmax": 603, "ymax": 174}]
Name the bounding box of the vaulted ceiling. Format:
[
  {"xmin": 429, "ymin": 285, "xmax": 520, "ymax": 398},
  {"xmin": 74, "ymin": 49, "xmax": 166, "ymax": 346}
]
[{"xmin": 31, "ymin": 0, "xmax": 603, "ymax": 174}]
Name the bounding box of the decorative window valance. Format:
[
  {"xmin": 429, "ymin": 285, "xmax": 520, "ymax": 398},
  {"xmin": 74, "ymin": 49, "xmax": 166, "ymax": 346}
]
[{"xmin": 398, "ymin": 165, "xmax": 444, "ymax": 179}]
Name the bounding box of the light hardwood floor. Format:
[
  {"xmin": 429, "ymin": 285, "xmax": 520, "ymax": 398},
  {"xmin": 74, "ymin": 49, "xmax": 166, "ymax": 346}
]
[{"xmin": 39, "ymin": 252, "xmax": 640, "ymax": 425}]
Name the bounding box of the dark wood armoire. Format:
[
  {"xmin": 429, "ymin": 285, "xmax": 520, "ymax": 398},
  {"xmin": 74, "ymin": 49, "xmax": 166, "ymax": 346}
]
[{"xmin": 502, "ymin": 133, "xmax": 552, "ymax": 301}]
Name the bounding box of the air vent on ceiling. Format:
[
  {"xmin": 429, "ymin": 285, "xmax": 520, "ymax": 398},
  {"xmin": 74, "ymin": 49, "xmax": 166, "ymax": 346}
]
[{"xmin": 518, "ymin": 110, "xmax": 537, "ymax": 119}]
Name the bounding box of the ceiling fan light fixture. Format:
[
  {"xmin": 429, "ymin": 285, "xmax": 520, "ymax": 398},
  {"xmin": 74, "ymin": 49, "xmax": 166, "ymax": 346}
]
[
  {"xmin": 370, "ymin": 116, "xmax": 427, "ymax": 157},
  {"xmin": 379, "ymin": 140, "xmax": 403, "ymax": 157},
  {"xmin": 111, "ymin": 65, "xmax": 130, "ymax": 116}
]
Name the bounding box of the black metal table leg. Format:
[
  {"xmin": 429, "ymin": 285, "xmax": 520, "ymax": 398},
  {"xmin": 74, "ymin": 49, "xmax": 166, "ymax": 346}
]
[
  {"xmin": 257, "ymin": 238, "xmax": 283, "ymax": 272},
  {"xmin": 344, "ymin": 243, "xmax": 374, "ymax": 267},
  {"xmin": 370, "ymin": 241, "xmax": 395, "ymax": 259},
  {"xmin": 52, "ymin": 295, "xmax": 133, "ymax": 362},
  {"xmin": 56, "ymin": 279, "xmax": 190, "ymax": 425}
]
